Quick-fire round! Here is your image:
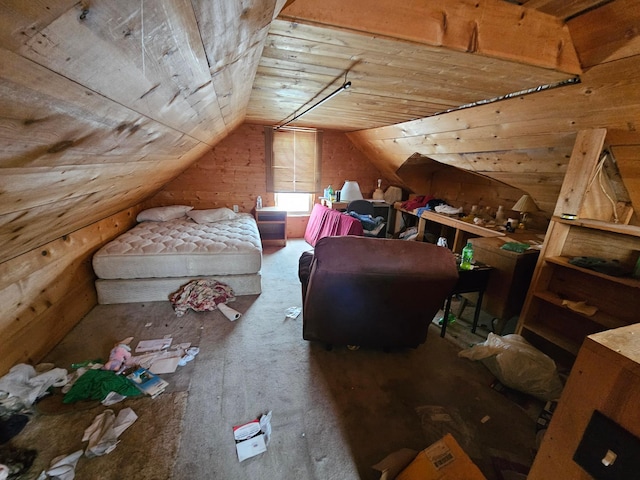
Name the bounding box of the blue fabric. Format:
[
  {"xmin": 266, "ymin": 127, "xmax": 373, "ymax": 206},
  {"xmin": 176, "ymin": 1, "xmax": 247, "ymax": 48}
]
[{"xmin": 347, "ymin": 211, "xmax": 384, "ymax": 231}]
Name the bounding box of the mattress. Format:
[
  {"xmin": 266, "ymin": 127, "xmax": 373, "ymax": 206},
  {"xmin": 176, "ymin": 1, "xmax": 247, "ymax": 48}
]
[
  {"xmin": 95, "ymin": 274, "xmax": 261, "ymax": 304},
  {"xmin": 93, "ymin": 214, "xmax": 262, "ymax": 279}
]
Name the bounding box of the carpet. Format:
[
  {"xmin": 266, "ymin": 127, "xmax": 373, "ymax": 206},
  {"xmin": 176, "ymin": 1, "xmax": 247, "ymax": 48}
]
[{"xmin": 7, "ymin": 239, "xmax": 541, "ymax": 480}]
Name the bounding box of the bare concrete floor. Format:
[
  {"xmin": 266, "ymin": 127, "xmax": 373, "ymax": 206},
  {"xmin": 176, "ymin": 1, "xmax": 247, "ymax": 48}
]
[{"xmin": 8, "ymin": 239, "xmax": 542, "ymax": 479}]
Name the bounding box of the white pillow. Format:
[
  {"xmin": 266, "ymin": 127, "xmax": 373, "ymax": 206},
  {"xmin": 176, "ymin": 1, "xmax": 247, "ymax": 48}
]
[
  {"xmin": 187, "ymin": 208, "xmax": 237, "ymax": 224},
  {"xmin": 136, "ymin": 205, "xmax": 193, "ymax": 222}
]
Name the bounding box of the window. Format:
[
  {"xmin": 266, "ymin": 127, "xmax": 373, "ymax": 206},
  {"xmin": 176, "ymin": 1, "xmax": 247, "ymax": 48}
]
[
  {"xmin": 265, "ymin": 126, "xmax": 322, "ymax": 202},
  {"xmin": 274, "ymin": 192, "xmax": 314, "ymax": 214}
]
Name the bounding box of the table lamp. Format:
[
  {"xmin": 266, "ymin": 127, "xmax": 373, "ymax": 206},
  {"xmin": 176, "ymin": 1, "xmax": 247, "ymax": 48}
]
[
  {"xmin": 512, "ymin": 194, "xmax": 537, "ymax": 229},
  {"xmin": 340, "ymin": 181, "xmax": 363, "ymax": 202}
]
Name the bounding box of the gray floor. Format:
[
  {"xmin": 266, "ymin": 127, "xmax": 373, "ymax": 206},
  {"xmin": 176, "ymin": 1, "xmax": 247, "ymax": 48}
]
[{"xmin": 10, "ymin": 239, "xmax": 541, "ymax": 479}]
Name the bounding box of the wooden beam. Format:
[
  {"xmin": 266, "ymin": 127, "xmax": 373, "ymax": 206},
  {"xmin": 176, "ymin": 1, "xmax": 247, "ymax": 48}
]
[
  {"xmin": 554, "ymin": 128, "xmax": 607, "ymax": 216},
  {"xmin": 568, "ymin": 0, "xmax": 640, "ymax": 68},
  {"xmin": 281, "ymin": 0, "xmax": 582, "ymax": 74}
]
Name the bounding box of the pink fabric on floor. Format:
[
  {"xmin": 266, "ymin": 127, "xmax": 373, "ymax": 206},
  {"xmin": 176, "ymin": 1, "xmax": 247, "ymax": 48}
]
[{"xmin": 304, "ymin": 204, "xmax": 363, "ymax": 247}]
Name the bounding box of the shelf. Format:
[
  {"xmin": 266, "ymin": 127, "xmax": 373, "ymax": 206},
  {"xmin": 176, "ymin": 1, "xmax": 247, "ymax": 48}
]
[
  {"xmin": 517, "ymin": 129, "xmax": 640, "ymax": 363},
  {"xmin": 532, "ymin": 290, "xmax": 628, "ymax": 330},
  {"xmin": 552, "ymin": 216, "xmax": 640, "ymax": 237},
  {"xmin": 545, "ymin": 256, "xmax": 640, "ymax": 288},
  {"xmin": 521, "ymin": 322, "xmax": 580, "ymax": 356},
  {"xmin": 255, "ymin": 208, "xmax": 287, "ymax": 246}
]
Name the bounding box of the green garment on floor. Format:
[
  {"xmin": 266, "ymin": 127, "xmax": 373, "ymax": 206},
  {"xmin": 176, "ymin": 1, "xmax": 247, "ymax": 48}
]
[{"xmin": 63, "ymin": 369, "xmax": 142, "ymax": 403}]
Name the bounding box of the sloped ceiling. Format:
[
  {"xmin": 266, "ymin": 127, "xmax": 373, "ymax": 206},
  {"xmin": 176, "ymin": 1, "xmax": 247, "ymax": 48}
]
[{"xmin": 0, "ymin": 0, "xmax": 636, "ymax": 264}]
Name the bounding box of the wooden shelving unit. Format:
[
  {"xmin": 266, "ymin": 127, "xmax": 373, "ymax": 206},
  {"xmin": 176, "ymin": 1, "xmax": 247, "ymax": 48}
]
[
  {"xmin": 516, "ymin": 128, "xmax": 640, "ymax": 365},
  {"xmin": 255, "ymin": 207, "xmax": 287, "ymax": 246}
]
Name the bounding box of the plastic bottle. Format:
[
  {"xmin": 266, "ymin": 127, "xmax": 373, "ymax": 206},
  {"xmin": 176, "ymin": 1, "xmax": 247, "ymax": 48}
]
[
  {"xmin": 256, "ymin": 196, "xmax": 262, "ymax": 209},
  {"xmin": 495, "ymin": 205, "xmax": 505, "ymax": 224},
  {"xmin": 460, "ymin": 242, "xmax": 474, "ymax": 270},
  {"xmin": 327, "ymin": 185, "xmax": 334, "ymax": 201}
]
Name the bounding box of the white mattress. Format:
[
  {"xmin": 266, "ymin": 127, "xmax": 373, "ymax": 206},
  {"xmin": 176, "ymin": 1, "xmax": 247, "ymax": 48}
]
[
  {"xmin": 95, "ymin": 274, "xmax": 261, "ymax": 304},
  {"xmin": 93, "ymin": 214, "xmax": 262, "ymax": 279}
]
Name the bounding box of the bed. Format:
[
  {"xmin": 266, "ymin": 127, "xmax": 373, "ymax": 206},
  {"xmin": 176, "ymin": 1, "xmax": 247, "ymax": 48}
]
[{"xmin": 93, "ymin": 206, "xmax": 263, "ymax": 304}]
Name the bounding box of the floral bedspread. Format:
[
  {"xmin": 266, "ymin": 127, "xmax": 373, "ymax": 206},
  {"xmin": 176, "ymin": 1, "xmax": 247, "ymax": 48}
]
[{"xmin": 170, "ymin": 279, "xmax": 236, "ymax": 317}]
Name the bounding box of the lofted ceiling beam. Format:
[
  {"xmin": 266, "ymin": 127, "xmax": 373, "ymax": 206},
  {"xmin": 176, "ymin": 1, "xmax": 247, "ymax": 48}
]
[{"xmin": 281, "ymin": 0, "xmax": 582, "ymax": 74}]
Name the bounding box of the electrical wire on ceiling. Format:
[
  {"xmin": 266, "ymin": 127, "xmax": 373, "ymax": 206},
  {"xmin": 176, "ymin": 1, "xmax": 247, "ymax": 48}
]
[
  {"xmin": 435, "ymin": 76, "xmax": 581, "ymax": 117},
  {"xmin": 275, "ymin": 80, "xmax": 352, "ymax": 130}
]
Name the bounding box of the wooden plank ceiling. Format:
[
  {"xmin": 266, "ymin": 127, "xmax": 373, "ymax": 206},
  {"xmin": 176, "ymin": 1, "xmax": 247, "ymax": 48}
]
[{"xmin": 246, "ymin": 0, "xmax": 582, "ymax": 131}]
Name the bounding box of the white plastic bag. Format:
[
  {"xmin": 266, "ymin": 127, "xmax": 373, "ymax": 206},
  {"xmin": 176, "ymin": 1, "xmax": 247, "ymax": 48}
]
[{"xmin": 459, "ymin": 333, "xmax": 563, "ymax": 401}]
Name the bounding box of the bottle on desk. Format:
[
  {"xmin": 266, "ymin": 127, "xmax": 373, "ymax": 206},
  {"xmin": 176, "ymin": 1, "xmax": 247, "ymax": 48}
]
[{"xmin": 460, "ymin": 242, "xmax": 474, "ymax": 270}]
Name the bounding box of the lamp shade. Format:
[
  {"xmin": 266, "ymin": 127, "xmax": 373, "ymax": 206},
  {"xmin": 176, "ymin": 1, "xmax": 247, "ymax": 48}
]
[
  {"xmin": 512, "ymin": 194, "xmax": 537, "ymax": 213},
  {"xmin": 340, "ymin": 180, "xmax": 363, "ymax": 202}
]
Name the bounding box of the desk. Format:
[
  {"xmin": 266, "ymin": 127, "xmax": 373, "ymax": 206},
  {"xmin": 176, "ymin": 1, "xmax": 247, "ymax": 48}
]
[
  {"xmin": 440, "ymin": 264, "xmax": 493, "ymax": 338},
  {"xmin": 323, "ymin": 199, "xmax": 393, "ymax": 237},
  {"xmin": 468, "ymin": 236, "xmax": 540, "ymax": 332},
  {"xmin": 394, "ymin": 206, "xmax": 504, "ymax": 251}
]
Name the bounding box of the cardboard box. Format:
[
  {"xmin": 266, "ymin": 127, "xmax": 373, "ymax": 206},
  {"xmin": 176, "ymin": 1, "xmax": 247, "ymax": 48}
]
[{"xmin": 374, "ymin": 434, "xmax": 487, "ymax": 480}]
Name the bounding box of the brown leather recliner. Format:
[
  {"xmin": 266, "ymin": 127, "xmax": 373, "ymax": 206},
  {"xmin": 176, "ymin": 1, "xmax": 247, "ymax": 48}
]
[{"xmin": 298, "ymin": 236, "xmax": 459, "ymax": 349}]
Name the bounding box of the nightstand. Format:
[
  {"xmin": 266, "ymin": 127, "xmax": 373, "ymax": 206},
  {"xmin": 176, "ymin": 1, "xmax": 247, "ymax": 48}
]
[{"xmin": 255, "ymin": 207, "xmax": 287, "ymax": 246}]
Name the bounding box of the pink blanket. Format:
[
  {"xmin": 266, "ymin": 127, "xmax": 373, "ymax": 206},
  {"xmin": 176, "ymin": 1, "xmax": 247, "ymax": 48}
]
[{"xmin": 304, "ymin": 204, "xmax": 363, "ymax": 247}]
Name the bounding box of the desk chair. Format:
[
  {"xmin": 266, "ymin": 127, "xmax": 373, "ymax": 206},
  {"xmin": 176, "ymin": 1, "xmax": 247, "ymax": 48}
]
[{"xmin": 347, "ymin": 200, "xmax": 385, "ymax": 237}]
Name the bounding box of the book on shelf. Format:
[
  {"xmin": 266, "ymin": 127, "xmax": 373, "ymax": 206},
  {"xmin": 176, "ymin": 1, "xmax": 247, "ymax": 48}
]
[{"xmin": 126, "ymin": 367, "xmax": 169, "ymax": 398}]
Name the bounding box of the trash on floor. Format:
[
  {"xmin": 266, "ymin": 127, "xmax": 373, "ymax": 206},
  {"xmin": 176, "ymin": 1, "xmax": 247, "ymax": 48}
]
[
  {"xmin": 130, "ymin": 341, "xmax": 193, "ymax": 374},
  {"xmin": 36, "ymin": 449, "xmax": 82, "ymax": 480},
  {"xmin": 284, "ymin": 307, "xmax": 301, "ymax": 320},
  {"xmin": 232, "ymin": 411, "xmax": 272, "ymax": 462},
  {"xmin": 0, "ymin": 413, "xmax": 30, "ymax": 444},
  {"xmin": 169, "ymin": 279, "xmax": 236, "ymax": 317},
  {"xmin": 218, "ymin": 303, "xmax": 242, "ymax": 321},
  {"xmin": 0, "ymin": 446, "xmax": 37, "ymax": 480},
  {"xmin": 125, "ymin": 368, "xmax": 168, "ymax": 398},
  {"xmin": 83, "ymin": 408, "xmax": 138, "ymax": 458},
  {"xmin": 373, "ymin": 434, "xmax": 487, "ymax": 480},
  {"xmin": 0, "ymin": 364, "xmax": 67, "ymax": 408},
  {"xmin": 135, "ymin": 338, "xmax": 173, "ymax": 353},
  {"xmin": 102, "ymin": 338, "xmax": 133, "ymax": 372},
  {"xmin": 458, "ymin": 333, "xmax": 564, "ymax": 401},
  {"xmin": 63, "ymin": 369, "xmax": 142, "ymax": 404}
]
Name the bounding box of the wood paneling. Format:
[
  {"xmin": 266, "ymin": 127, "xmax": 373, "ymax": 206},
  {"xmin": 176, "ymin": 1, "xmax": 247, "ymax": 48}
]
[
  {"xmin": 146, "ymin": 123, "xmax": 388, "ymax": 233},
  {"xmin": 0, "ymin": 207, "xmax": 139, "ymax": 375},
  {"xmin": 246, "ymin": 16, "xmax": 576, "ymax": 131},
  {"xmin": 281, "ymin": 0, "xmax": 581, "ymax": 73},
  {"xmin": 568, "ymin": 0, "xmax": 640, "ymax": 67},
  {"xmin": 519, "ymin": 0, "xmax": 611, "ymax": 20},
  {"xmin": 347, "ymin": 52, "xmax": 640, "ymax": 220}
]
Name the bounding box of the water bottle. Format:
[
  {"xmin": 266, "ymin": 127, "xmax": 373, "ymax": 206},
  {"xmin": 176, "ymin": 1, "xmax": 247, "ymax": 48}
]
[
  {"xmin": 460, "ymin": 242, "xmax": 474, "ymax": 270},
  {"xmin": 327, "ymin": 185, "xmax": 334, "ymax": 201},
  {"xmin": 256, "ymin": 196, "xmax": 262, "ymax": 209}
]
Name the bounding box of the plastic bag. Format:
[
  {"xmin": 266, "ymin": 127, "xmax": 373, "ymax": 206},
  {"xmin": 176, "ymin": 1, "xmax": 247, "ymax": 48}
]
[{"xmin": 458, "ymin": 333, "xmax": 564, "ymax": 401}]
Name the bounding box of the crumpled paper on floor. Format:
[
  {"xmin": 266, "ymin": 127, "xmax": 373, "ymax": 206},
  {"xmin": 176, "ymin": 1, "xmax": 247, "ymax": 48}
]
[
  {"xmin": 82, "ymin": 408, "xmax": 138, "ymax": 458},
  {"xmin": 36, "ymin": 450, "xmax": 83, "ymax": 480},
  {"xmin": 0, "ymin": 364, "xmax": 67, "ymax": 407}
]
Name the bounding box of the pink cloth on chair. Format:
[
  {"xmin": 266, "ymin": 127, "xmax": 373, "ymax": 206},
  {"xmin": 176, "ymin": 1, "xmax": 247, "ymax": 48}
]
[{"xmin": 304, "ymin": 204, "xmax": 363, "ymax": 247}]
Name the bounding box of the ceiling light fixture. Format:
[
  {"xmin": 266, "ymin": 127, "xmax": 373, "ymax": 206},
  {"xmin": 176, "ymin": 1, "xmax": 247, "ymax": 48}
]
[{"xmin": 275, "ymin": 81, "xmax": 351, "ymax": 130}]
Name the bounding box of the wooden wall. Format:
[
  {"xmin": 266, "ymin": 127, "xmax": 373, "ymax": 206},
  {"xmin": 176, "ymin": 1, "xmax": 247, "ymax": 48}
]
[
  {"xmin": 146, "ymin": 123, "xmax": 389, "ymax": 237},
  {"xmin": 0, "ymin": 207, "xmax": 139, "ymax": 375}
]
